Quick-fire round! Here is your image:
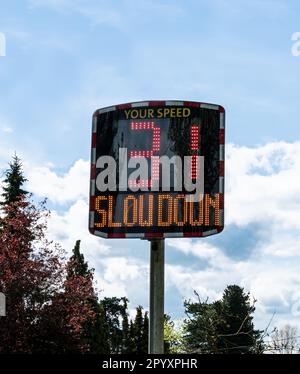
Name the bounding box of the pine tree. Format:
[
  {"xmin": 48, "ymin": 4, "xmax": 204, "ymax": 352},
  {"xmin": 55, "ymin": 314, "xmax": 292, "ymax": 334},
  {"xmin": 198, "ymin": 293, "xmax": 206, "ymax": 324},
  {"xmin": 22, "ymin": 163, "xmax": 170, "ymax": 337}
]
[
  {"xmin": 141, "ymin": 311, "xmax": 149, "ymax": 354},
  {"xmin": 134, "ymin": 306, "xmax": 144, "ymax": 354},
  {"xmin": 121, "ymin": 299, "xmax": 130, "ymax": 353},
  {"xmin": 82, "ymin": 301, "xmax": 110, "ymax": 354},
  {"xmin": 128, "ymin": 321, "xmax": 136, "ymax": 353},
  {"xmin": 184, "ymin": 285, "xmax": 264, "ymax": 354},
  {"xmin": 184, "ymin": 294, "xmax": 220, "ymax": 353},
  {"xmin": 1, "ymin": 154, "xmax": 28, "ymax": 205},
  {"xmin": 101, "ymin": 297, "xmax": 128, "ymax": 353},
  {"xmin": 65, "ymin": 240, "xmax": 110, "ymax": 353},
  {"xmin": 67, "ymin": 240, "xmax": 92, "ymax": 278},
  {"xmin": 218, "ymin": 285, "xmax": 264, "ymax": 354},
  {"xmin": 127, "ymin": 308, "xmax": 149, "ymax": 354}
]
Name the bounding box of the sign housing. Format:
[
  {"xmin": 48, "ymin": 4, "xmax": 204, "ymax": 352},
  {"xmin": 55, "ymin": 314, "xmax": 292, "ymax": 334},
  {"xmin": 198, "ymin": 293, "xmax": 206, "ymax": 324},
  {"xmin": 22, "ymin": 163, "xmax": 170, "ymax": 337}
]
[{"xmin": 89, "ymin": 100, "xmax": 225, "ymax": 239}]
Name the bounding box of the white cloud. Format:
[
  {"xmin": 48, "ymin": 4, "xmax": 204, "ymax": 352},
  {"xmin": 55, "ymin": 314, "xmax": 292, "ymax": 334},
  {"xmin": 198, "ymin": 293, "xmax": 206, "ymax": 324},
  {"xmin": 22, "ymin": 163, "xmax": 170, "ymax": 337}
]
[
  {"xmin": 47, "ymin": 199, "xmax": 110, "ymax": 259},
  {"xmin": 1, "ymin": 126, "xmax": 13, "ymax": 133},
  {"xmin": 94, "ymin": 257, "xmax": 149, "ymax": 303},
  {"xmin": 26, "ymin": 159, "xmax": 89, "ymax": 204},
  {"xmin": 100, "ymin": 257, "xmax": 143, "ymax": 283},
  {"xmin": 226, "ymin": 141, "xmax": 300, "ymax": 229},
  {"xmin": 168, "ymin": 238, "xmax": 232, "ymax": 269},
  {"xmin": 260, "ymin": 232, "xmax": 300, "ymax": 257},
  {"xmin": 93, "ymin": 275, "xmax": 128, "ymax": 299},
  {"xmin": 225, "ymin": 142, "xmax": 300, "ymax": 241},
  {"xmin": 224, "ymin": 141, "xmax": 300, "ymax": 259}
]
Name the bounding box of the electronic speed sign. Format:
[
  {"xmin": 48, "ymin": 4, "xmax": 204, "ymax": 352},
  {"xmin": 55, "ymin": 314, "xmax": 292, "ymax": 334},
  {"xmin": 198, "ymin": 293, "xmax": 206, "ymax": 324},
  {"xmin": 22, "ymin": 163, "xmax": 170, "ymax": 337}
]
[{"xmin": 89, "ymin": 100, "xmax": 225, "ymax": 239}]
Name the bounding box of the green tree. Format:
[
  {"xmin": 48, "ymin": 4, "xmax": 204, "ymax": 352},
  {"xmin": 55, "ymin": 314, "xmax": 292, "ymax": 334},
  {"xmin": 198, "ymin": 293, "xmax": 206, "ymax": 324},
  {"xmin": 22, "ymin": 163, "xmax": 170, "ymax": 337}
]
[
  {"xmin": 101, "ymin": 296, "xmax": 128, "ymax": 353},
  {"xmin": 82, "ymin": 301, "xmax": 110, "ymax": 354},
  {"xmin": 133, "ymin": 306, "xmax": 145, "ymax": 354},
  {"xmin": 36, "ymin": 239, "xmax": 98, "ymax": 353},
  {"xmin": 127, "ymin": 320, "xmax": 136, "ymax": 353},
  {"xmin": 218, "ymin": 285, "xmax": 264, "ymax": 354},
  {"xmin": 1, "ymin": 154, "xmax": 28, "ymax": 205},
  {"xmin": 184, "ymin": 285, "xmax": 264, "ymax": 354},
  {"xmin": 141, "ymin": 311, "xmax": 149, "ymax": 353},
  {"xmin": 184, "ymin": 295, "xmax": 219, "ymax": 353},
  {"xmin": 67, "ymin": 240, "xmax": 91, "ymax": 278},
  {"xmin": 67, "ymin": 240, "xmax": 111, "ymax": 354},
  {"xmin": 121, "ymin": 300, "xmax": 130, "ymax": 353},
  {"xmin": 125, "ymin": 306, "xmax": 148, "ymax": 354},
  {"xmin": 164, "ymin": 315, "xmax": 185, "ymax": 353},
  {"xmin": 0, "ymin": 165, "xmax": 65, "ymax": 353}
]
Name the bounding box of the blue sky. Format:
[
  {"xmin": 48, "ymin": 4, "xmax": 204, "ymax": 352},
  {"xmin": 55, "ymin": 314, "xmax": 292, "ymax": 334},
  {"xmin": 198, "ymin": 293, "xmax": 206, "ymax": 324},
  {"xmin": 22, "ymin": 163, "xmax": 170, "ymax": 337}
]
[{"xmin": 1, "ymin": 0, "xmax": 300, "ymax": 332}]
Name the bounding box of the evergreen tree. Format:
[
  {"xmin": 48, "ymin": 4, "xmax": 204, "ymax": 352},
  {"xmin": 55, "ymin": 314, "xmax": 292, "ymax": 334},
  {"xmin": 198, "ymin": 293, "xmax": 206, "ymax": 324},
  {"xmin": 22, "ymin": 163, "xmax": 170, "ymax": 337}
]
[
  {"xmin": 1, "ymin": 154, "xmax": 28, "ymax": 205},
  {"xmin": 184, "ymin": 285, "xmax": 264, "ymax": 354},
  {"xmin": 127, "ymin": 306, "xmax": 149, "ymax": 354},
  {"xmin": 134, "ymin": 306, "xmax": 144, "ymax": 354},
  {"xmin": 66, "ymin": 240, "xmax": 110, "ymax": 353},
  {"xmin": 121, "ymin": 299, "xmax": 130, "ymax": 353},
  {"xmin": 37, "ymin": 240, "xmax": 97, "ymax": 353},
  {"xmin": 128, "ymin": 321, "xmax": 136, "ymax": 353},
  {"xmin": 218, "ymin": 285, "xmax": 264, "ymax": 354},
  {"xmin": 141, "ymin": 311, "xmax": 149, "ymax": 353},
  {"xmin": 184, "ymin": 294, "xmax": 220, "ymax": 353},
  {"xmin": 82, "ymin": 301, "xmax": 110, "ymax": 354},
  {"xmin": 101, "ymin": 297, "xmax": 128, "ymax": 353},
  {"xmin": 67, "ymin": 240, "xmax": 91, "ymax": 278}
]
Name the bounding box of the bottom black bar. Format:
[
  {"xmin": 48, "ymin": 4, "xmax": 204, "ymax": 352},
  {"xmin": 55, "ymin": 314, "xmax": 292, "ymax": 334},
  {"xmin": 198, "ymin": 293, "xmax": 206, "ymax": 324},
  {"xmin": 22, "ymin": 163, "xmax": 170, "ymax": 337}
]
[{"xmin": 0, "ymin": 354, "xmax": 298, "ymax": 372}]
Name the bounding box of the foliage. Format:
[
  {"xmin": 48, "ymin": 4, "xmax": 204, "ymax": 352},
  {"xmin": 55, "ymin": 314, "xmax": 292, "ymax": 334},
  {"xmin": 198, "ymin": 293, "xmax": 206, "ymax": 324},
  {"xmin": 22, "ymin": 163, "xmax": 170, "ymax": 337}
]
[
  {"xmin": 1, "ymin": 154, "xmax": 28, "ymax": 206},
  {"xmin": 164, "ymin": 315, "xmax": 185, "ymax": 353},
  {"xmin": 183, "ymin": 285, "xmax": 264, "ymax": 354},
  {"xmin": 0, "ymin": 198, "xmax": 64, "ymax": 352}
]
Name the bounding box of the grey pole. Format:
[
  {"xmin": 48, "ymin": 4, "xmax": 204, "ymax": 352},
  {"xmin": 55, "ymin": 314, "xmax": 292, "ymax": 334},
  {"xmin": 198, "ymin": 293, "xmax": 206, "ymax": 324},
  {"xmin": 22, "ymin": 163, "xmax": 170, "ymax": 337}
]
[
  {"xmin": 0, "ymin": 293, "xmax": 5, "ymax": 317},
  {"xmin": 149, "ymin": 239, "xmax": 165, "ymax": 354}
]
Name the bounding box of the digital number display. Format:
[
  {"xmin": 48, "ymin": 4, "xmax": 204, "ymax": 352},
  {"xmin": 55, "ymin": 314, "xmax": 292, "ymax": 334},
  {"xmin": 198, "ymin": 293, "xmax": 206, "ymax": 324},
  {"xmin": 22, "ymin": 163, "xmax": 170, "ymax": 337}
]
[{"xmin": 89, "ymin": 101, "xmax": 225, "ymax": 239}]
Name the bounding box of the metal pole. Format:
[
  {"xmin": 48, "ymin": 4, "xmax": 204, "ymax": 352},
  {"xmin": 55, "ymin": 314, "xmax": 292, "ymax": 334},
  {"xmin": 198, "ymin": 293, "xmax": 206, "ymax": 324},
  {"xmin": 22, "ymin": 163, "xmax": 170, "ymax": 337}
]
[{"xmin": 149, "ymin": 239, "xmax": 165, "ymax": 354}]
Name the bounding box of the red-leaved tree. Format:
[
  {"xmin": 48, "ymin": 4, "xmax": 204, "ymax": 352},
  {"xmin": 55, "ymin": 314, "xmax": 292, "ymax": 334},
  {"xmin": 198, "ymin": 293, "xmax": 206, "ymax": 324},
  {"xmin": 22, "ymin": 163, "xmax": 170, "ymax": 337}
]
[
  {"xmin": 0, "ymin": 198, "xmax": 64, "ymax": 352},
  {"xmin": 0, "ymin": 156, "xmax": 97, "ymax": 353},
  {"xmin": 36, "ymin": 244, "xmax": 97, "ymax": 353}
]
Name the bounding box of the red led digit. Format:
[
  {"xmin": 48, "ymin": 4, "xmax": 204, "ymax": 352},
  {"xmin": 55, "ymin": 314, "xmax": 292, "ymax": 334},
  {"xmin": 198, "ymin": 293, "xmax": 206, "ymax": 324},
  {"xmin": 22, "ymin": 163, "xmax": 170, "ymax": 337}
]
[
  {"xmin": 129, "ymin": 122, "xmax": 160, "ymax": 159},
  {"xmin": 129, "ymin": 121, "xmax": 161, "ymax": 187},
  {"xmin": 190, "ymin": 125, "xmax": 199, "ymax": 180}
]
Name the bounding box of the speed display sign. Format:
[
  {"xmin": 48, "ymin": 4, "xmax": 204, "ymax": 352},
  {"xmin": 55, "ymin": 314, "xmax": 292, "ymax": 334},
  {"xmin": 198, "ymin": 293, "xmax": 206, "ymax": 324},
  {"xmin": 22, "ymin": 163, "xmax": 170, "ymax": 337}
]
[{"xmin": 89, "ymin": 100, "xmax": 225, "ymax": 239}]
